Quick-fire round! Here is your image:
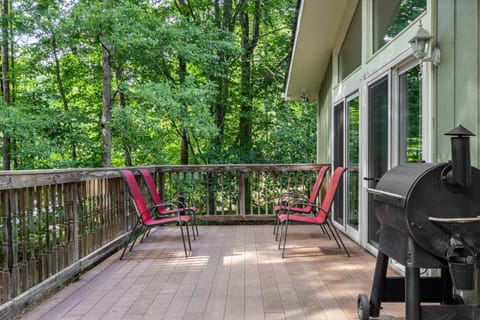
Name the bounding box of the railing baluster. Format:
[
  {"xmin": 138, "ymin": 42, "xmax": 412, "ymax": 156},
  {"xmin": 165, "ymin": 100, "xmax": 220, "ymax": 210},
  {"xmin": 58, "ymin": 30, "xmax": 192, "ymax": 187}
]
[
  {"xmin": 19, "ymin": 188, "xmax": 27, "ymax": 293},
  {"xmin": 36, "ymin": 186, "xmax": 45, "ymax": 282},
  {"xmin": 1, "ymin": 190, "xmax": 9, "ymax": 303},
  {"xmin": 220, "ymin": 172, "xmax": 225, "ymax": 216},
  {"xmin": 238, "ymin": 172, "xmax": 245, "ymax": 218},
  {"xmin": 28, "ymin": 187, "xmax": 36, "ymax": 288}
]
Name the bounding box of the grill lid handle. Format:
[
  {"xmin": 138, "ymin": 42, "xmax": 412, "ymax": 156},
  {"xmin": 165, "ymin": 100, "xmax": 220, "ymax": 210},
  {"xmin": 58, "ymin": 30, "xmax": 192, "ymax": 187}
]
[
  {"xmin": 428, "ymin": 215, "xmax": 480, "ymax": 224},
  {"xmin": 366, "ymin": 188, "xmax": 405, "ymax": 200}
]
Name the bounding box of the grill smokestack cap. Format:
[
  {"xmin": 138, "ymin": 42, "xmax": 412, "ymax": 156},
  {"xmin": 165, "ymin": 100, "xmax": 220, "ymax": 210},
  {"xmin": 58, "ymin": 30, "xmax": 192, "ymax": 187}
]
[
  {"xmin": 445, "ymin": 125, "xmax": 475, "ymax": 137},
  {"xmin": 444, "ymin": 125, "xmax": 475, "ymax": 187}
]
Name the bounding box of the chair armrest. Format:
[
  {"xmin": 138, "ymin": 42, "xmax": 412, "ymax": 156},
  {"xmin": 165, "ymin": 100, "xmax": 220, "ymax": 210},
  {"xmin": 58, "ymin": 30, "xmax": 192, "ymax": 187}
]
[
  {"xmin": 285, "ymin": 200, "xmax": 318, "ymax": 214},
  {"xmin": 149, "ymin": 201, "xmax": 182, "ymax": 218},
  {"xmin": 163, "ymin": 194, "xmax": 192, "ymax": 210},
  {"xmin": 276, "ymin": 192, "xmax": 309, "ymax": 207}
]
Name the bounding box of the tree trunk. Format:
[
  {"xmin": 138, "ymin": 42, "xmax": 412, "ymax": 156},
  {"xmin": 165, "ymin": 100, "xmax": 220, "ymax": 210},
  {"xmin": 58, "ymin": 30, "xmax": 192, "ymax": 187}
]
[
  {"xmin": 101, "ymin": 42, "xmax": 112, "ymax": 167},
  {"xmin": 52, "ymin": 34, "xmax": 78, "ymax": 161},
  {"xmin": 115, "ymin": 67, "xmax": 132, "ymax": 167},
  {"xmin": 180, "ymin": 131, "xmax": 189, "ymax": 164},
  {"xmin": 238, "ymin": 0, "xmax": 260, "ymax": 160},
  {"xmin": 210, "ymin": 0, "xmax": 235, "ymax": 156},
  {"xmin": 176, "ymin": 0, "xmax": 190, "ymax": 165},
  {"xmin": 178, "ymin": 54, "xmax": 189, "ymax": 164},
  {"xmin": 52, "ymin": 36, "xmax": 68, "ymax": 111},
  {"xmin": 2, "ymin": 0, "xmax": 10, "ymax": 170}
]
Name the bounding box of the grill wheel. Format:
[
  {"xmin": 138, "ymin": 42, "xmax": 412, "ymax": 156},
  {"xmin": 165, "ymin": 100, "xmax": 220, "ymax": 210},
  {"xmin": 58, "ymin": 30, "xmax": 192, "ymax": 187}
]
[{"xmin": 357, "ymin": 293, "xmax": 370, "ymax": 320}]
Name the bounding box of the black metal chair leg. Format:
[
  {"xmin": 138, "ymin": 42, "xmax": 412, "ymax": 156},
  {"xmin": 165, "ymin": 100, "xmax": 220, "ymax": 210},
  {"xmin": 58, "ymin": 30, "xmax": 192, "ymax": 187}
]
[
  {"xmin": 275, "ymin": 215, "xmax": 283, "ymax": 241},
  {"xmin": 185, "ymin": 222, "xmax": 192, "ymax": 252},
  {"xmin": 273, "ymin": 212, "xmax": 280, "ymax": 236},
  {"xmin": 328, "ymin": 221, "xmax": 350, "ymax": 257},
  {"xmin": 278, "ymin": 221, "xmax": 286, "ymax": 249},
  {"xmin": 191, "ymin": 223, "xmax": 196, "ymax": 240},
  {"xmin": 194, "ymin": 217, "xmax": 199, "ymax": 237},
  {"xmin": 281, "ymin": 220, "xmax": 289, "ymax": 258},
  {"xmin": 319, "ymin": 224, "xmax": 332, "ymax": 240},
  {"xmin": 326, "ymin": 222, "xmax": 342, "ymax": 249},
  {"xmin": 120, "ymin": 222, "xmax": 142, "ymax": 260},
  {"xmin": 179, "ymin": 222, "xmax": 188, "ymax": 258},
  {"xmin": 140, "ymin": 228, "xmax": 151, "ymax": 243},
  {"xmin": 129, "ymin": 226, "xmax": 144, "ymax": 252}
]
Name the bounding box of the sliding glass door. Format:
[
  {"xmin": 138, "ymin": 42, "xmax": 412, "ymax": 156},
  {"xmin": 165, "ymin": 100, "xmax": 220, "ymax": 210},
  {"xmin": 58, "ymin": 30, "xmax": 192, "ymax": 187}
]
[
  {"xmin": 333, "ymin": 95, "xmax": 360, "ymax": 238},
  {"xmin": 365, "ymin": 64, "xmax": 422, "ymax": 247},
  {"xmin": 366, "ymin": 77, "xmax": 389, "ymax": 246}
]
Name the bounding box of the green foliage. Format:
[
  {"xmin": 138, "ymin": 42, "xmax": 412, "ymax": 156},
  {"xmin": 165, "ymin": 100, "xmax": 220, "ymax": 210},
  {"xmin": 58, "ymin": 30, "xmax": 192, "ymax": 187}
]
[
  {"xmin": 1, "ymin": 0, "xmax": 314, "ymax": 169},
  {"xmin": 385, "ymin": 0, "xmax": 427, "ymax": 41}
]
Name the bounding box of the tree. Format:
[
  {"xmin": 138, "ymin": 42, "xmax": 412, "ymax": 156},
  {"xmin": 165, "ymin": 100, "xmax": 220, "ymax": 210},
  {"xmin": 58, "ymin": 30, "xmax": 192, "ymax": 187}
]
[
  {"xmin": 0, "ymin": 0, "xmax": 311, "ymax": 169},
  {"xmin": 1, "ymin": 0, "xmax": 11, "ymax": 170},
  {"xmin": 101, "ymin": 40, "xmax": 112, "ymax": 167},
  {"xmin": 237, "ymin": 0, "xmax": 260, "ymax": 161}
]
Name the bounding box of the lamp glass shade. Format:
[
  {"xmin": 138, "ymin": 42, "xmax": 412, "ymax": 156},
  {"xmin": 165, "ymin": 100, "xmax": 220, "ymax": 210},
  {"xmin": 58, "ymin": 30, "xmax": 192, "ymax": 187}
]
[
  {"xmin": 409, "ymin": 24, "xmax": 433, "ymax": 59},
  {"xmin": 410, "ymin": 38, "xmax": 429, "ymax": 59}
]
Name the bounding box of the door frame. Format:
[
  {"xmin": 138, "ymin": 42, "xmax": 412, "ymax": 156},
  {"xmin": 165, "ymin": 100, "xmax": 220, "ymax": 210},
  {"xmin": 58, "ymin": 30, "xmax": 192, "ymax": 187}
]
[
  {"xmin": 332, "ymin": 92, "xmax": 361, "ymax": 243},
  {"xmin": 360, "ymin": 57, "xmax": 431, "ymax": 254}
]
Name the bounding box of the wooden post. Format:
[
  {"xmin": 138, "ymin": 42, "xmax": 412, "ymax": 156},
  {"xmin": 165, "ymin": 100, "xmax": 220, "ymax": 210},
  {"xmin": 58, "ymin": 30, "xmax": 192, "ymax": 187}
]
[
  {"xmin": 10, "ymin": 190, "xmax": 19, "ymax": 297},
  {"xmin": 72, "ymin": 182, "xmax": 80, "ymax": 263},
  {"xmin": 238, "ymin": 172, "xmax": 246, "ymax": 218}
]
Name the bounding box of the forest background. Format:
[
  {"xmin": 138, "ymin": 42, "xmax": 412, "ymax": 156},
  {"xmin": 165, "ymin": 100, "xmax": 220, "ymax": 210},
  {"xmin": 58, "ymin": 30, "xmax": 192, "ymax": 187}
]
[{"xmin": 0, "ymin": 0, "xmax": 316, "ymax": 170}]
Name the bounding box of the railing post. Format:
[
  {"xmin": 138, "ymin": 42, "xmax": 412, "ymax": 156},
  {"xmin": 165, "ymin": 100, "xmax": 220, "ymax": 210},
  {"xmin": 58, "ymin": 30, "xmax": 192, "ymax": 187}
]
[
  {"xmin": 1, "ymin": 190, "xmax": 11, "ymax": 303},
  {"xmin": 10, "ymin": 190, "xmax": 19, "ymax": 297},
  {"xmin": 238, "ymin": 172, "xmax": 246, "ymax": 218},
  {"xmin": 72, "ymin": 182, "xmax": 79, "ymax": 263},
  {"xmin": 158, "ymin": 172, "xmax": 165, "ymax": 202}
]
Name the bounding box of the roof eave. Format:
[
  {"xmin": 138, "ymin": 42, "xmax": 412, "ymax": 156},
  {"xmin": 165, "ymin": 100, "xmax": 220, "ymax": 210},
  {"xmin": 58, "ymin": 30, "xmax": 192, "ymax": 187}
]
[{"xmin": 284, "ymin": 0, "xmax": 350, "ymax": 102}]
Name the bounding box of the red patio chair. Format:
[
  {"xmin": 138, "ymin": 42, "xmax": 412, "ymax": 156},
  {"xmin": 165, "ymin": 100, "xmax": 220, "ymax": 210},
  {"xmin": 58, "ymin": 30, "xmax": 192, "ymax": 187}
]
[
  {"xmin": 119, "ymin": 169, "xmax": 192, "ymax": 259},
  {"xmin": 277, "ymin": 166, "xmax": 350, "ymax": 258},
  {"xmin": 273, "ymin": 165, "xmax": 330, "ymax": 238},
  {"xmin": 138, "ymin": 168, "xmax": 199, "ymax": 238}
]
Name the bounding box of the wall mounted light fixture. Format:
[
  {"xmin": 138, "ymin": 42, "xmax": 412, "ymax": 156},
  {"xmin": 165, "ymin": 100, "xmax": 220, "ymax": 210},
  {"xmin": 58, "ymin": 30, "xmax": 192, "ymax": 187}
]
[
  {"xmin": 300, "ymin": 89, "xmax": 309, "ymax": 102},
  {"xmin": 409, "ymin": 22, "xmax": 441, "ymax": 66}
]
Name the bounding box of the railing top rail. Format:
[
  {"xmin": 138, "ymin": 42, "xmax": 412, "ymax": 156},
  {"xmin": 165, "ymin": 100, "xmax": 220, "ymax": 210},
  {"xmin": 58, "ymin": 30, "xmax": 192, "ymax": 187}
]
[{"xmin": 0, "ymin": 163, "xmax": 327, "ymax": 190}]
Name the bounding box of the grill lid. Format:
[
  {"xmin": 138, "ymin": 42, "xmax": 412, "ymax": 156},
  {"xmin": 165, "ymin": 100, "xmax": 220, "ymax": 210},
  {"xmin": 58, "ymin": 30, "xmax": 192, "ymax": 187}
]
[{"xmin": 369, "ymin": 162, "xmax": 444, "ymax": 208}]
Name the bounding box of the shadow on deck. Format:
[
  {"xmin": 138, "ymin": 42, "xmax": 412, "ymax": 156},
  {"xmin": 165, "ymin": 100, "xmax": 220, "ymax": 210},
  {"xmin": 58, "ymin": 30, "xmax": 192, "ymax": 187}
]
[{"xmin": 20, "ymin": 225, "xmax": 405, "ymax": 320}]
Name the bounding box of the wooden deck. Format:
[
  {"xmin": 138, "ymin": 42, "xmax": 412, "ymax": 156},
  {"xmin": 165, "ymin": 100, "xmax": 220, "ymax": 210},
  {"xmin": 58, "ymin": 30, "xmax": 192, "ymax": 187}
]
[{"xmin": 20, "ymin": 225, "xmax": 405, "ymax": 320}]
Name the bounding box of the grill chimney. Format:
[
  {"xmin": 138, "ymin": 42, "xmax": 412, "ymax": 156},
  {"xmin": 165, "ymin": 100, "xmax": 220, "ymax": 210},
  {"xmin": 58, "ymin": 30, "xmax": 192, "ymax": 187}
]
[{"xmin": 444, "ymin": 125, "xmax": 475, "ymax": 187}]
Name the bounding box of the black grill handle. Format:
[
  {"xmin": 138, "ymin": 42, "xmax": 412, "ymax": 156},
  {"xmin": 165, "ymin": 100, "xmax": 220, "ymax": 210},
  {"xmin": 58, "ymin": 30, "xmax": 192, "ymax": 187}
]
[
  {"xmin": 364, "ymin": 177, "xmax": 380, "ymax": 182},
  {"xmin": 366, "ymin": 188, "xmax": 405, "ymax": 200},
  {"xmin": 428, "ymin": 216, "xmax": 480, "ymax": 224}
]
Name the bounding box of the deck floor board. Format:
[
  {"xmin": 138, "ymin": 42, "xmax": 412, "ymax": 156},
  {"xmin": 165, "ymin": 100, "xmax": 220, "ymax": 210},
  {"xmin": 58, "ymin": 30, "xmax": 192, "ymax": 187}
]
[{"xmin": 20, "ymin": 225, "xmax": 405, "ymax": 320}]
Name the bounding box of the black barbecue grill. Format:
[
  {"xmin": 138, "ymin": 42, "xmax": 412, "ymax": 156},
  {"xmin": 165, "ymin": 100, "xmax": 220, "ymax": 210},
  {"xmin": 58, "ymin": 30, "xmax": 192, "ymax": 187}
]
[{"xmin": 357, "ymin": 126, "xmax": 480, "ymax": 320}]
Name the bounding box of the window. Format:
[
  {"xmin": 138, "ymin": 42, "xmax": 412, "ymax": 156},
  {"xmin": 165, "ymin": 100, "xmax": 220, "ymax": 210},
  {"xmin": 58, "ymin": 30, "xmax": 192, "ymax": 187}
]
[
  {"xmin": 333, "ymin": 95, "xmax": 359, "ymax": 232},
  {"xmin": 373, "ymin": 0, "xmax": 426, "ymax": 52},
  {"xmin": 399, "ymin": 65, "xmax": 422, "ymax": 163},
  {"xmin": 347, "ymin": 96, "xmax": 359, "ymax": 230},
  {"xmin": 338, "ymin": 2, "xmax": 362, "ymax": 80}
]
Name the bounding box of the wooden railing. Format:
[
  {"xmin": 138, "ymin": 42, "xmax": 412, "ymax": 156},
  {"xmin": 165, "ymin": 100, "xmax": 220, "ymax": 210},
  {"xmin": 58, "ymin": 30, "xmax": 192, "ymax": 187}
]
[{"xmin": 0, "ymin": 163, "xmax": 324, "ymax": 317}]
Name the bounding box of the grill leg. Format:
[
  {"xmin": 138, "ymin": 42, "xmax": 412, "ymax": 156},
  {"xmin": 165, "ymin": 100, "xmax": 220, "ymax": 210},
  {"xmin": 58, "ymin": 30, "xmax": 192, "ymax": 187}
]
[
  {"xmin": 406, "ymin": 237, "xmax": 421, "ymax": 320},
  {"xmin": 369, "ymin": 251, "xmax": 389, "ymax": 317},
  {"xmin": 441, "ymin": 267, "xmax": 454, "ymax": 304},
  {"xmin": 406, "ymin": 266, "xmax": 421, "ymax": 320}
]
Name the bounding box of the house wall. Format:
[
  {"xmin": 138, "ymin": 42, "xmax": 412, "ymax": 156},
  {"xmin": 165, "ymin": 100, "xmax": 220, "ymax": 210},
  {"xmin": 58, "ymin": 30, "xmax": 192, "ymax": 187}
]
[
  {"xmin": 436, "ymin": 0, "xmax": 480, "ymax": 301},
  {"xmin": 436, "ymin": 0, "xmax": 480, "ymax": 166},
  {"xmin": 317, "ymin": 59, "xmax": 333, "ymax": 164}
]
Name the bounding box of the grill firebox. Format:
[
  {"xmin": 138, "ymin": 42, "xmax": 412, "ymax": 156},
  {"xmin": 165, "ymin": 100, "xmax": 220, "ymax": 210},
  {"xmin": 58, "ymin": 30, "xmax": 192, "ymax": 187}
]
[{"xmin": 357, "ymin": 126, "xmax": 480, "ymax": 320}]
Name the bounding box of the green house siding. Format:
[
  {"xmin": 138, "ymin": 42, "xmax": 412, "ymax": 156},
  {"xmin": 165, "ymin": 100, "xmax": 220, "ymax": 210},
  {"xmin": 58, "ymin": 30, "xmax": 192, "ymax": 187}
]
[
  {"xmin": 317, "ymin": 59, "xmax": 333, "ymax": 164},
  {"xmin": 436, "ymin": 0, "xmax": 479, "ymax": 166}
]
